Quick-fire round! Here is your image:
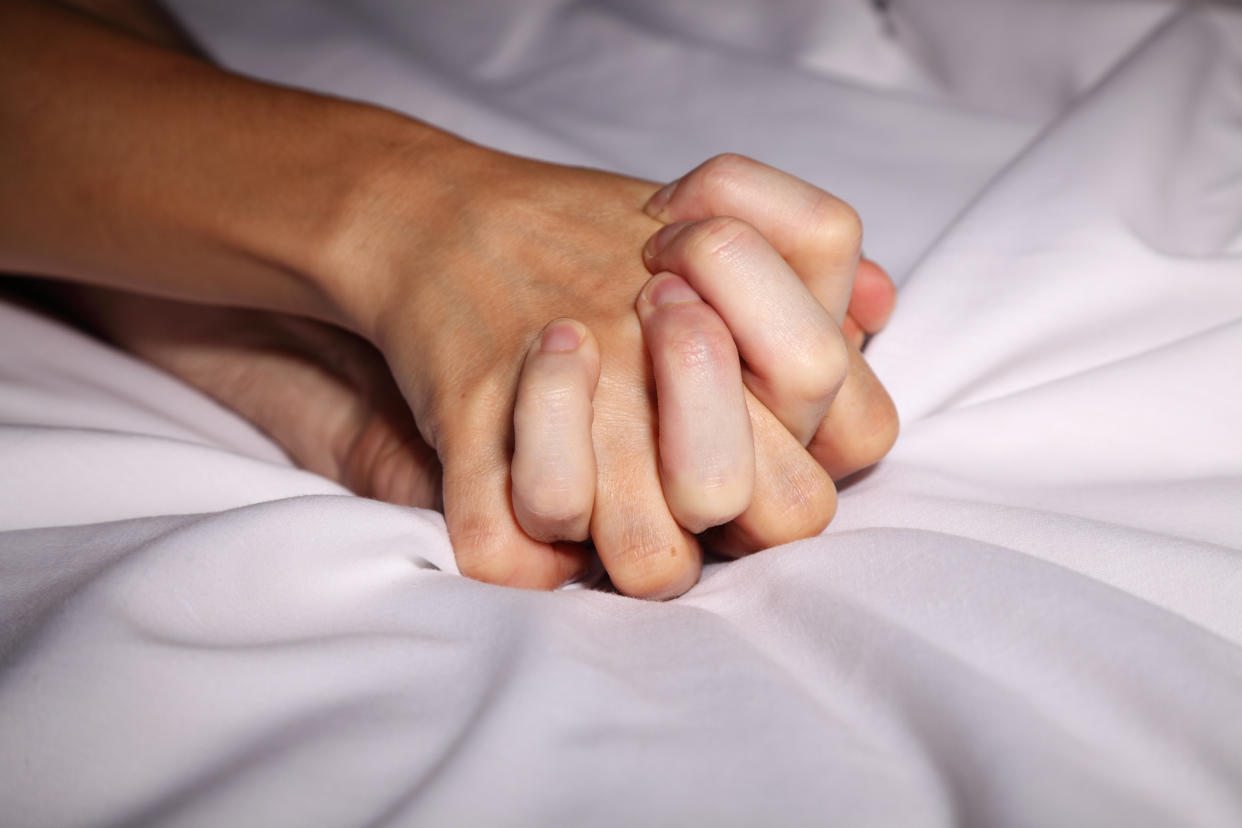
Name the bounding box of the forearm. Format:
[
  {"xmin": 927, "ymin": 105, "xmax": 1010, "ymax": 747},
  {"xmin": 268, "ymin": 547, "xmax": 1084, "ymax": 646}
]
[
  {"xmin": 48, "ymin": 0, "xmax": 201, "ymax": 52},
  {"xmin": 0, "ymin": 0, "xmax": 462, "ymax": 332}
]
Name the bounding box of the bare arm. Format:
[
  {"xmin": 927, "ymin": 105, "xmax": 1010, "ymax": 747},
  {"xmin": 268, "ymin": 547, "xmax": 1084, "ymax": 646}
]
[
  {"xmin": 1, "ymin": 0, "xmax": 897, "ymax": 598},
  {"xmin": 0, "ymin": 0, "xmax": 446, "ymax": 329}
]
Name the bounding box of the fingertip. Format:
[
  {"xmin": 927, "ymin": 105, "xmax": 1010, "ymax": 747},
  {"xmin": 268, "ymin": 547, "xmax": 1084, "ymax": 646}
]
[
  {"xmin": 513, "ymin": 487, "xmax": 594, "ymax": 545},
  {"xmin": 664, "ymin": 478, "xmax": 753, "ymax": 536},
  {"xmin": 532, "ymin": 317, "xmax": 601, "ymax": 387},
  {"xmin": 636, "ymin": 271, "xmax": 703, "ymax": 317},
  {"xmin": 643, "ymin": 178, "xmax": 681, "ymax": 221},
  {"xmin": 642, "ymin": 221, "xmax": 698, "ymax": 268},
  {"xmin": 539, "ymin": 318, "xmax": 586, "ymax": 353}
]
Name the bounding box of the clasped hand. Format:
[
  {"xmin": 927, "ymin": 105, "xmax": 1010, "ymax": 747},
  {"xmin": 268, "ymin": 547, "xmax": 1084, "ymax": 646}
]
[
  {"xmin": 5, "ymin": 1, "xmax": 896, "ymax": 599},
  {"xmin": 80, "ymin": 152, "xmax": 896, "ymax": 599},
  {"xmin": 352, "ymin": 151, "xmax": 897, "ymax": 598}
]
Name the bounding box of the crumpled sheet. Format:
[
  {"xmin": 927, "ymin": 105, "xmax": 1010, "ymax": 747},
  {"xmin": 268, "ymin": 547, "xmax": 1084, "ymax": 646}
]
[{"xmin": 2, "ymin": 1, "xmax": 1240, "ymax": 825}]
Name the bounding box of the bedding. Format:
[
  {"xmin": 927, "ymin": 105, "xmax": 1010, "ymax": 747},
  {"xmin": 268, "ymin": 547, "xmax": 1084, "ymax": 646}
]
[{"xmin": 2, "ymin": 1, "xmax": 1241, "ymax": 825}]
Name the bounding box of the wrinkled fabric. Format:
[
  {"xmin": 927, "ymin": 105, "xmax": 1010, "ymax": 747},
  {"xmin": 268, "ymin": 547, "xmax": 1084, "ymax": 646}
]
[{"xmin": 2, "ymin": 1, "xmax": 1240, "ymax": 825}]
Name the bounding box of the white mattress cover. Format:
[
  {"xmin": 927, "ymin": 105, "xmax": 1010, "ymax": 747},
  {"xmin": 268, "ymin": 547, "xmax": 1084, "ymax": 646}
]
[{"xmin": 2, "ymin": 1, "xmax": 1240, "ymax": 825}]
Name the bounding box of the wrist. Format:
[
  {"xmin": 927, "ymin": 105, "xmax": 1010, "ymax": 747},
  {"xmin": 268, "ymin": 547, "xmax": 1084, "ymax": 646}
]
[{"xmin": 301, "ymin": 110, "xmax": 484, "ymax": 342}]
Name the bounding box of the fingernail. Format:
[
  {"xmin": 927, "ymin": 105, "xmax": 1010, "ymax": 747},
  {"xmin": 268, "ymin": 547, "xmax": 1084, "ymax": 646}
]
[
  {"xmin": 540, "ymin": 319, "xmax": 584, "ymax": 352},
  {"xmin": 643, "ymin": 273, "xmax": 699, "ymax": 308},
  {"xmin": 643, "ymin": 179, "xmax": 680, "ymax": 220},
  {"xmin": 643, "ymin": 221, "xmax": 688, "ymax": 261}
]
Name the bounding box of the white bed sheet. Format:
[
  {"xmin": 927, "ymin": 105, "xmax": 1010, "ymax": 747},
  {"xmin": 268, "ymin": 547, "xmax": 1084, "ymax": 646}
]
[{"xmin": 2, "ymin": 1, "xmax": 1241, "ymax": 825}]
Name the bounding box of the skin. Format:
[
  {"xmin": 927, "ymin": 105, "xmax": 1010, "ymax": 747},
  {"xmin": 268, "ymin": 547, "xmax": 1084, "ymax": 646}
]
[
  {"xmin": 31, "ymin": 268, "xmax": 893, "ymax": 534},
  {"xmin": 1, "ymin": 0, "xmax": 899, "ymax": 598}
]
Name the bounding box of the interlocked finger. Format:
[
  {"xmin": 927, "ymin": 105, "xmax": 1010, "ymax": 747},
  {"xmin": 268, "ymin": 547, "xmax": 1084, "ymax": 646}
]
[
  {"xmin": 442, "ymin": 408, "xmax": 591, "ymax": 590},
  {"xmin": 643, "ymin": 217, "xmax": 849, "ymax": 446},
  {"xmin": 644, "ymin": 153, "xmax": 863, "ymax": 322},
  {"xmin": 705, "ymin": 389, "xmax": 838, "ymax": 558},
  {"xmin": 636, "ymin": 273, "xmax": 754, "ymax": 534},
  {"xmin": 808, "ymin": 338, "xmax": 899, "ymax": 481},
  {"xmin": 511, "ymin": 319, "xmax": 600, "ymax": 543},
  {"xmin": 642, "ymin": 153, "xmax": 899, "ymax": 482}
]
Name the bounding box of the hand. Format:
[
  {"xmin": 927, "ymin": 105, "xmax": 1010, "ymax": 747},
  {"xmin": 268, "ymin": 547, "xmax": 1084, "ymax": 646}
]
[
  {"xmin": 0, "ymin": 3, "xmax": 893, "ymax": 597},
  {"xmin": 28, "ymin": 148, "xmax": 896, "ymax": 600},
  {"xmin": 38, "ymin": 147, "xmax": 898, "ymax": 600},
  {"xmin": 509, "ymin": 154, "xmax": 899, "ymax": 564},
  {"xmin": 639, "ymin": 154, "xmax": 900, "ymax": 484},
  {"xmin": 340, "ymin": 148, "xmax": 897, "ymax": 597}
]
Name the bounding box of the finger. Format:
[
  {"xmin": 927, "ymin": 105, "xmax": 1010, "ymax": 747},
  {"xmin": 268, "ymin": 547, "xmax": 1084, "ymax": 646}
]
[
  {"xmin": 590, "ymin": 433, "xmax": 704, "ymax": 600},
  {"xmin": 706, "ymin": 390, "xmax": 838, "ymax": 558},
  {"xmin": 441, "ymin": 403, "xmax": 591, "ymax": 590},
  {"xmin": 511, "ymin": 319, "xmax": 600, "ymax": 543},
  {"xmin": 644, "ymin": 217, "xmax": 849, "ymax": 446},
  {"xmin": 808, "ymin": 340, "xmax": 900, "ymax": 481},
  {"xmin": 636, "ymin": 273, "xmax": 754, "ymax": 533},
  {"xmin": 644, "ymin": 155, "xmax": 899, "ymax": 478},
  {"xmin": 846, "ymin": 258, "xmax": 897, "ymax": 338},
  {"xmin": 586, "ymin": 314, "xmax": 704, "ymax": 600},
  {"xmin": 644, "ymin": 153, "xmax": 862, "ymax": 322},
  {"xmin": 841, "ymin": 314, "xmax": 867, "ymax": 350}
]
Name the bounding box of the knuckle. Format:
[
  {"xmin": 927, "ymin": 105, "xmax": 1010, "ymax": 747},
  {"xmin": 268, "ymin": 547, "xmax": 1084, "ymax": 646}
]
[
  {"xmin": 705, "ymin": 151, "xmax": 755, "ymax": 170},
  {"xmin": 772, "ymin": 462, "xmax": 838, "ymax": 541},
  {"xmin": 809, "ymin": 193, "xmax": 864, "ymax": 256},
  {"xmin": 832, "ymin": 395, "xmax": 901, "ymax": 475},
  {"xmin": 454, "ymin": 524, "xmax": 527, "ymax": 587},
  {"xmin": 681, "ymin": 215, "xmax": 756, "ymax": 265},
  {"xmin": 664, "ymin": 322, "xmax": 737, "ymax": 373},
  {"xmin": 454, "ymin": 509, "xmax": 579, "ymax": 590},
  {"xmin": 608, "ymin": 525, "xmax": 699, "ymax": 600},
  {"xmin": 786, "ymin": 330, "xmax": 849, "ymax": 407},
  {"xmin": 861, "ymin": 393, "xmax": 900, "ymax": 460},
  {"xmin": 698, "ymin": 152, "xmax": 758, "ymax": 195}
]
